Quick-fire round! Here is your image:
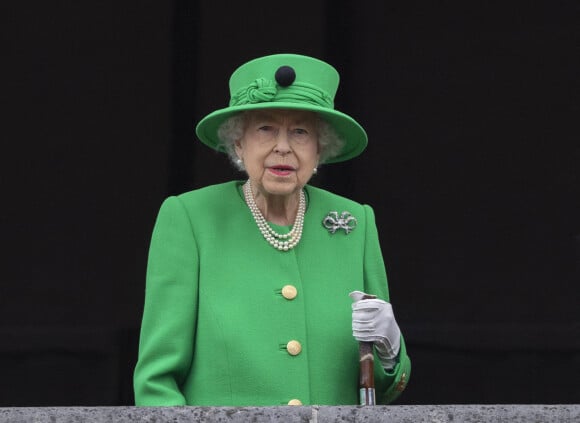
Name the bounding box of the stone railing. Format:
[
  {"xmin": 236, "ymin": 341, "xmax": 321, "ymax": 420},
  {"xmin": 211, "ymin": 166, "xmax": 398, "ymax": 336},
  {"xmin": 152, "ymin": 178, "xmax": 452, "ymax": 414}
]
[{"xmin": 1, "ymin": 405, "xmax": 578, "ymax": 422}]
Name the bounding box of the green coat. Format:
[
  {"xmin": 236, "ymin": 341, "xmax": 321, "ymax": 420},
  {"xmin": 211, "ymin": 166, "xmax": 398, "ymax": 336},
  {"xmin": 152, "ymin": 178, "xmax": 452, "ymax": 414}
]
[{"xmin": 134, "ymin": 181, "xmax": 410, "ymax": 406}]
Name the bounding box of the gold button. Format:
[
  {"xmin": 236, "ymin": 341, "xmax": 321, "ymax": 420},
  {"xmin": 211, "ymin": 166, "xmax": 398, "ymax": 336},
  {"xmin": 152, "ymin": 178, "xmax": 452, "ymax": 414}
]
[
  {"xmin": 395, "ymin": 372, "xmax": 407, "ymax": 392},
  {"xmin": 281, "ymin": 285, "xmax": 298, "ymax": 300},
  {"xmin": 286, "ymin": 340, "xmax": 302, "ymax": 356},
  {"xmin": 288, "ymin": 399, "xmax": 302, "ymax": 406}
]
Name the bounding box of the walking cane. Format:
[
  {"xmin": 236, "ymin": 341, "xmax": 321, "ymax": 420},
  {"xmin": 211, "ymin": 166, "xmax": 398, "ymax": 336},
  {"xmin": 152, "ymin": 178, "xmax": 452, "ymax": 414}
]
[
  {"xmin": 359, "ymin": 339, "xmax": 375, "ymax": 405},
  {"xmin": 358, "ymin": 293, "xmax": 377, "ymax": 405}
]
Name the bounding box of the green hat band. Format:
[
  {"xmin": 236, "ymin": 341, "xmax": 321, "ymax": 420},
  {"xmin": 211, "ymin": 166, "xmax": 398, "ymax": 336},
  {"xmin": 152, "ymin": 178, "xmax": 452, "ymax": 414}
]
[{"xmin": 229, "ymin": 77, "xmax": 334, "ymax": 109}]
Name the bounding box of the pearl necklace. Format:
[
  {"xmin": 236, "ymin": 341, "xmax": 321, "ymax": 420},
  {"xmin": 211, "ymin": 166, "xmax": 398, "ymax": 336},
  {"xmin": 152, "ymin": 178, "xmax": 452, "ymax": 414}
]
[{"xmin": 243, "ymin": 180, "xmax": 306, "ymax": 251}]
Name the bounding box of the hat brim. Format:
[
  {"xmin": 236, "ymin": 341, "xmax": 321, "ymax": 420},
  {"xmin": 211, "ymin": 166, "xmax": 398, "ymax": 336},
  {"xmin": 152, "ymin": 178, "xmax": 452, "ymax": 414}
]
[{"xmin": 195, "ymin": 102, "xmax": 367, "ymax": 164}]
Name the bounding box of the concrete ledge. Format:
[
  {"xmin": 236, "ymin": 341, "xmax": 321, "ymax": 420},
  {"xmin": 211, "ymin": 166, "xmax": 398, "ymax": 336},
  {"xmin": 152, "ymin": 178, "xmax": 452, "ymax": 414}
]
[{"xmin": 1, "ymin": 405, "xmax": 579, "ymax": 423}]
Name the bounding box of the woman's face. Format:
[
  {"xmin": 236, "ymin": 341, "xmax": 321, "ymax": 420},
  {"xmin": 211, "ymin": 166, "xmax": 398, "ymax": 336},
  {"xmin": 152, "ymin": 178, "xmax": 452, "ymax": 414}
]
[{"xmin": 235, "ymin": 109, "xmax": 320, "ymax": 199}]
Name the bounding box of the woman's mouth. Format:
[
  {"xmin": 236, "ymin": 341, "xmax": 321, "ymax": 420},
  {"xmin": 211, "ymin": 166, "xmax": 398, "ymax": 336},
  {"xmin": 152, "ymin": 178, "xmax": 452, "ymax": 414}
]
[{"xmin": 268, "ymin": 165, "xmax": 295, "ymax": 176}]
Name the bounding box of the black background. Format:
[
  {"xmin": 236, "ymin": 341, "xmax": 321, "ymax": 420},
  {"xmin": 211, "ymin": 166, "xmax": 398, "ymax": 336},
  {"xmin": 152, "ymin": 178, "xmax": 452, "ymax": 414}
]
[{"xmin": 1, "ymin": 1, "xmax": 578, "ymax": 406}]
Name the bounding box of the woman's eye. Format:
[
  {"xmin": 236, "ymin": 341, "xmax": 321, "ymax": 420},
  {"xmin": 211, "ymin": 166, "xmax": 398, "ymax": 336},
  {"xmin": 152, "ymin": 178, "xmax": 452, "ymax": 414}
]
[
  {"xmin": 258, "ymin": 125, "xmax": 273, "ymax": 131},
  {"xmin": 293, "ymin": 128, "xmax": 308, "ymax": 135}
]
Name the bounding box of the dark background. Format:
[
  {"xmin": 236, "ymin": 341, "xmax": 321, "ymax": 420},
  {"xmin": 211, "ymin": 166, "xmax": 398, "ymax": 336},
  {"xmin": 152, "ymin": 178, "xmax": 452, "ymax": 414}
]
[{"xmin": 2, "ymin": 1, "xmax": 578, "ymax": 406}]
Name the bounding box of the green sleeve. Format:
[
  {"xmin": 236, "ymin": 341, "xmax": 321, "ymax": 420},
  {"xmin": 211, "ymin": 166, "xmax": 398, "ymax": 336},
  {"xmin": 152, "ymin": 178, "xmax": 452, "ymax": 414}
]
[
  {"xmin": 362, "ymin": 205, "xmax": 411, "ymax": 404},
  {"xmin": 381, "ymin": 336, "xmax": 411, "ymax": 403},
  {"xmin": 133, "ymin": 196, "xmax": 200, "ymax": 406}
]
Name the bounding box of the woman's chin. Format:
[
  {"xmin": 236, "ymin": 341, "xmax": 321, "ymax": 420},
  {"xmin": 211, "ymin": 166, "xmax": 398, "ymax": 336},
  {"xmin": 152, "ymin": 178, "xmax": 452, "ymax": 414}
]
[{"xmin": 260, "ymin": 178, "xmax": 301, "ymax": 198}]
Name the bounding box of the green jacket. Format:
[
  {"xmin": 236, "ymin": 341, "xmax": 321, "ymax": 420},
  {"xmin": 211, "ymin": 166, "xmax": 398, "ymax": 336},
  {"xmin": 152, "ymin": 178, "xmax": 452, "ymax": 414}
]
[{"xmin": 134, "ymin": 181, "xmax": 410, "ymax": 406}]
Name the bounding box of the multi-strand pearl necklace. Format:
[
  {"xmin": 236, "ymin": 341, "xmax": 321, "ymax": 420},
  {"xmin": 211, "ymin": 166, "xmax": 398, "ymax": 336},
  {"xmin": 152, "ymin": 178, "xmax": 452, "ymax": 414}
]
[{"xmin": 243, "ymin": 180, "xmax": 306, "ymax": 251}]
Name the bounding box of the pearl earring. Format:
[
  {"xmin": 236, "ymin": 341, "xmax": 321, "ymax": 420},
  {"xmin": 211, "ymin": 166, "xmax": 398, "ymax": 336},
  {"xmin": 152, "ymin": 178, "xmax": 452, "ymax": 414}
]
[
  {"xmin": 313, "ymin": 167, "xmax": 318, "ymax": 174},
  {"xmin": 235, "ymin": 158, "xmax": 245, "ymax": 170}
]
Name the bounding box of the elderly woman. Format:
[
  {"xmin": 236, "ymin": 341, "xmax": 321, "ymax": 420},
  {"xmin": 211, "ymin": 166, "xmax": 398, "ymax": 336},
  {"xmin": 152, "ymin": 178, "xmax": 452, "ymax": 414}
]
[{"xmin": 134, "ymin": 54, "xmax": 411, "ymax": 406}]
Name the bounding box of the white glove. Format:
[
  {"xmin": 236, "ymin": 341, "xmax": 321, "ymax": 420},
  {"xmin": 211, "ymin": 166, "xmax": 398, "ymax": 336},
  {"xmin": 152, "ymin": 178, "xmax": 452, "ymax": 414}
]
[{"xmin": 350, "ymin": 290, "xmax": 401, "ymax": 370}]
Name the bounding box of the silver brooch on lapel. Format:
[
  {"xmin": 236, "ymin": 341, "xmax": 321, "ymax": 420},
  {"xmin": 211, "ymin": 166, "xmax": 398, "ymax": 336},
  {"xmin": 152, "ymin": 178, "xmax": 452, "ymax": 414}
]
[{"xmin": 323, "ymin": 211, "xmax": 357, "ymax": 234}]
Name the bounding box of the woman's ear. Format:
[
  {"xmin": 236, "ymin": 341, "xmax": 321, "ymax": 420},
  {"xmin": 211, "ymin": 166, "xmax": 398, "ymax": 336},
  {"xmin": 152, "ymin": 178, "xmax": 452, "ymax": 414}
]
[{"xmin": 234, "ymin": 139, "xmax": 243, "ymax": 159}]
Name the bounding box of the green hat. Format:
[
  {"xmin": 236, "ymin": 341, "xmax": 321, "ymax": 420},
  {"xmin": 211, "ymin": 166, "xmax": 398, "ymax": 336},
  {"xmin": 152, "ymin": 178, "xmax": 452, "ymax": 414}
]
[{"xmin": 195, "ymin": 53, "xmax": 368, "ymax": 163}]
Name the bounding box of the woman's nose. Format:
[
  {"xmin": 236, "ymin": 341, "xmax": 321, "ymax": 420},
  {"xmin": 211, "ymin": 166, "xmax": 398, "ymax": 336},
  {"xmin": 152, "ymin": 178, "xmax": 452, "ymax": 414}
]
[{"xmin": 273, "ymin": 131, "xmax": 291, "ymax": 154}]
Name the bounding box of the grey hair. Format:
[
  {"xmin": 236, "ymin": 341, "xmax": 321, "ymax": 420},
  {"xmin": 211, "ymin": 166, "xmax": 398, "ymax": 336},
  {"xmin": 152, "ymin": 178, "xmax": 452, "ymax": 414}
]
[{"xmin": 216, "ymin": 111, "xmax": 345, "ymax": 171}]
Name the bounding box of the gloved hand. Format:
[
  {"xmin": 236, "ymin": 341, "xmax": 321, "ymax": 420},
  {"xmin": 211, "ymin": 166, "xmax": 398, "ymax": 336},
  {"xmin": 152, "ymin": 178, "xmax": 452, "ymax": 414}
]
[{"xmin": 350, "ymin": 290, "xmax": 401, "ymax": 370}]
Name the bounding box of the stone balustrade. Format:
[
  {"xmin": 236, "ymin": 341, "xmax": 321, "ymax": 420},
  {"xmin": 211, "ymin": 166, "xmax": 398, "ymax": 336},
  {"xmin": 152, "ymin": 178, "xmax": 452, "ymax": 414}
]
[{"xmin": 1, "ymin": 404, "xmax": 578, "ymax": 422}]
